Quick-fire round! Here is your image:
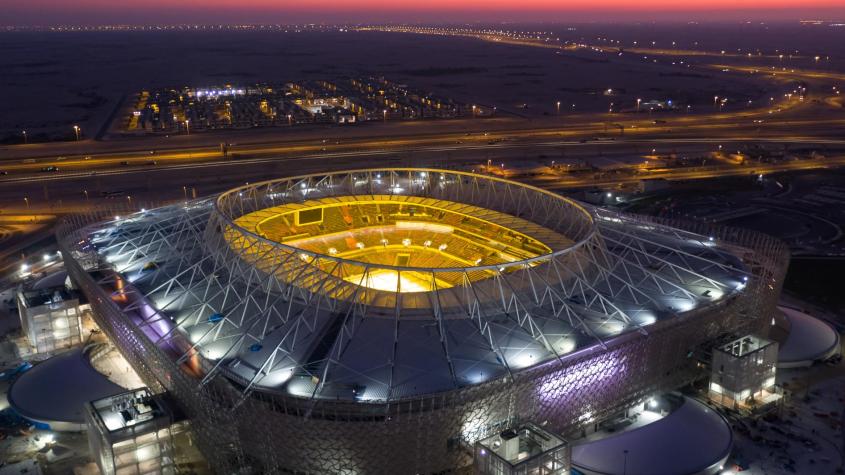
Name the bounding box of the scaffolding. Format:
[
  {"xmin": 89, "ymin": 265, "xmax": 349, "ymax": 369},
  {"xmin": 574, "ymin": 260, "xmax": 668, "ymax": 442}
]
[{"xmin": 56, "ymin": 169, "xmax": 790, "ymax": 474}]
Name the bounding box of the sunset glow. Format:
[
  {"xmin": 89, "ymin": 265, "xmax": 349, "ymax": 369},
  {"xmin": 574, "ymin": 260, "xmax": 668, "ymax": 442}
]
[{"xmin": 4, "ymin": 0, "xmax": 844, "ymax": 24}]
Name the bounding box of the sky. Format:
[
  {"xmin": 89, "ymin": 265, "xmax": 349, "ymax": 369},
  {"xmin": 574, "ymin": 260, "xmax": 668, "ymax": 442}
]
[{"xmin": 2, "ymin": 0, "xmax": 844, "ymax": 25}]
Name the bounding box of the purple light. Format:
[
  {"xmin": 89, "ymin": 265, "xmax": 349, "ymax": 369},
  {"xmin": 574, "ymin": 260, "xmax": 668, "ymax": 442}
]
[{"xmin": 537, "ymin": 350, "xmax": 628, "ymax": 404}]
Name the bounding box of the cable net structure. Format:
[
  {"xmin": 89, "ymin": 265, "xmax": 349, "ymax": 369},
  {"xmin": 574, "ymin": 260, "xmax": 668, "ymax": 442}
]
[{"xmin": 57, "ymin": 169, "xmax": 789, "ymax": 474}]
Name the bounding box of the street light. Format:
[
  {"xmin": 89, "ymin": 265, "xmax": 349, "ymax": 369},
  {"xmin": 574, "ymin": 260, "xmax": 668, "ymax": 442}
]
[
  {"xmin": 472, "ymin": 105, "xmax": 477, "ymax": 118},
  {"xmin": 636, "ymin": 98, "xmax": 641, "ymax": 112},
  {"xmin": 287, "ymin": 114, "xmax": 293, "ymax": 125},
  {"xmin": 73, "ymin": 125, "xmax": 80, "ymax": 141},
  {"xmin": 556, "ymin": 101, "xmax": 561, "ymax": 115},
  {"xmin": 22, "ymin": 130, "xmax": 27, "ymax": 144},
  {"xmin": 383, "ymin": 109, "xmax": 388, "ymax": 122},
  {"xmin": 185, "ymin": 119, "xmax": 190, "ymax": 135},
  {"xmin": 24, "ymin": 197, "xmax": 29, "ymax": 209},
  {"xmin": 83, "ymin": 190, "xmax": 89, "ymax": 201}
]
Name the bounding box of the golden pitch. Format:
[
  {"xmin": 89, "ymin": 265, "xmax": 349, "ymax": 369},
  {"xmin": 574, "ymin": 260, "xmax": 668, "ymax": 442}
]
[{"xmin": 231, "ymin": 195, "xmax": 570, "ymax": 292}]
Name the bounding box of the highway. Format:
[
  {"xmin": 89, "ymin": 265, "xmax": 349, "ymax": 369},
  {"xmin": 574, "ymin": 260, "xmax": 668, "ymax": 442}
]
[
  {"xmin": 0, "ymin": 93, "xmax": 841, "ymax": 179},
  {"xmin": 0, "ymin": 88, "xmax": 843, "ymax": 203},
  {"xmin": 0, "ymin": 134, "xmax": 843, "ymax": 185}
]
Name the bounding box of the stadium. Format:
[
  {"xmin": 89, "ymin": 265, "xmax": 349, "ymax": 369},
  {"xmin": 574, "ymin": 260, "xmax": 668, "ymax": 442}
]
[{"xmin": 57, "ymin": 169, "xmax": 789, "ymax": 474}]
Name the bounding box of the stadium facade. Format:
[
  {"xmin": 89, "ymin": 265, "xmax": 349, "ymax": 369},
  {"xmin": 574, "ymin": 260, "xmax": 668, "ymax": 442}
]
[{"xmin": 57, "ymin": 169, "xmax": 789, "ymax": 474}]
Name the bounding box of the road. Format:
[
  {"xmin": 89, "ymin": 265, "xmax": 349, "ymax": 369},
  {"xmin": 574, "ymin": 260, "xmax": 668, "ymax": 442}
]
[{"xmin": 0, "ymin": 96, "xmax": 841, "ymax": 179}]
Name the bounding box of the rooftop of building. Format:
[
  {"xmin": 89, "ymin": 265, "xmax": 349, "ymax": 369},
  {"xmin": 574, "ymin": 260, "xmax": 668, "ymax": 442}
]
[
  {"xmin": 8, "ymin": 347, "xmax": 125, "ymax": 426},
  {"xmin": 571, "ymin": 395, "xmax": 732, "ymax": 475},
  {"xmin": 717, "ymin": 334, "xmax": 774, "ymax": 358},
  {"xmin": 89, "ymin": 388, "xmax": 170, "ymax": 433},
  {"xmin": 18, "ymin": 269, "xmax": 83, "ymax": 309}
]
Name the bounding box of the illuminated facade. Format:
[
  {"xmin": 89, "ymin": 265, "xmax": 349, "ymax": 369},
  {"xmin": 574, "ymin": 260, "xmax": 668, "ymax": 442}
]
[{"xmin": 58, "ymin": 169, "xmax": 789, "ymax": 474}]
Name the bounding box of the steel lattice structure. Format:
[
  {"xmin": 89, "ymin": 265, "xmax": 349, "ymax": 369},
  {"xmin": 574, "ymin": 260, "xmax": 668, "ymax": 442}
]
[{"xmin": 57, "ymin": 169, "xmax": 789, "ymax": 474}]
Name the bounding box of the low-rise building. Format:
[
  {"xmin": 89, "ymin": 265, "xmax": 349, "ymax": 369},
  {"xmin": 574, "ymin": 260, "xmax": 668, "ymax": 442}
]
[
  {"xmin": 475, "ymin": 423, "xmax": 570, "ymax": 475},
  {"xmin": 16, "ymin": 273, "xmax": 85, "ymax": 354},
  {"xmin": 709, "ymin": 335, "xmax": 782, "ymax": 411},
  {"xmin": 86, "ymin": 388, "xmax": 204, "ymax": 475}
]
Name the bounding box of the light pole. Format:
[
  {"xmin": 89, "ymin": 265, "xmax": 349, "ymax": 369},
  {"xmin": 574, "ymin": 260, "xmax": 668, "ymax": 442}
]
[
  {"xmin": 623, "ymin": 450, "xmax": 629, "ymax": 475},
  {"xmin": 556, "ymin": 101, "xmax": 561, "ymax": 115},
  {"xmin": 83, "ymin": 190, "xmax": 89, "ymax": 201},
  {"xmin": 713, "ymin": 96, "xmax": 719, "ymax": 110},
  {"xmin": 22, "ymin": 130, "xmax": 27, "ymax": 144},
  {"xmin": 183, "ymin": 186, "xmax": 188, "ymax": 201},
  {"xmin": 24, "ymin": 197, "xmax": 29, "ymax": 210},
  {"xmin": 73, "ymin": 125, "xmax": 80, "ymax": 141},
  {"xmin": 383, "ymin": 109, "xmax": 388, "ymax": 122},
  {"xmin": 185, "ymin": 119, "xmax": 190, "ymax": 135},
  {"xmin": 636, "ymin": 98, "xmax": 642, "ymax": 112},
  {"xmin": 287, "ymin": 114, "xmax": 293, "ymax": 125},
  {"xmin": 472, "ymin": 105, "xmax": 477, "ymax": 118}
]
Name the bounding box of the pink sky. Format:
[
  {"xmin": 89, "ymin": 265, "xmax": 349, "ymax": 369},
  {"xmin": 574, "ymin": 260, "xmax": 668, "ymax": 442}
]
[{"xmin": 3, "ymin": 0, "xmax": 844, "ymax": 24}]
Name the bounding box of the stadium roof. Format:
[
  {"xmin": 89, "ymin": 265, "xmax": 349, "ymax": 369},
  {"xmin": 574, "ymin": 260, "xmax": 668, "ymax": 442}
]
[{"xmin": 76, "ymin": 169, "xmax": 749, "ymax": 402}]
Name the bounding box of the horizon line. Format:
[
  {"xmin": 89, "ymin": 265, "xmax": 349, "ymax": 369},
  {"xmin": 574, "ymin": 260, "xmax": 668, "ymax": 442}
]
[{"xmin": 3, "ymin": 18, "xmax": 845, "ymax": 28}]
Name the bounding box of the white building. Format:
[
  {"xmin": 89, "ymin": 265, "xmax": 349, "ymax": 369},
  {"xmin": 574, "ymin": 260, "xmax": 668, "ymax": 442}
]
[
  {"xmin": 85, "ymin": 388, "xmax": 198, "ymax": 475},
  {"xmin": 16, "ymin": 274, "xmax": 84, "ymax": 354},
  {"xmin": 710, "ymin": 335, "xmax": 781, "ymax": 411}
]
